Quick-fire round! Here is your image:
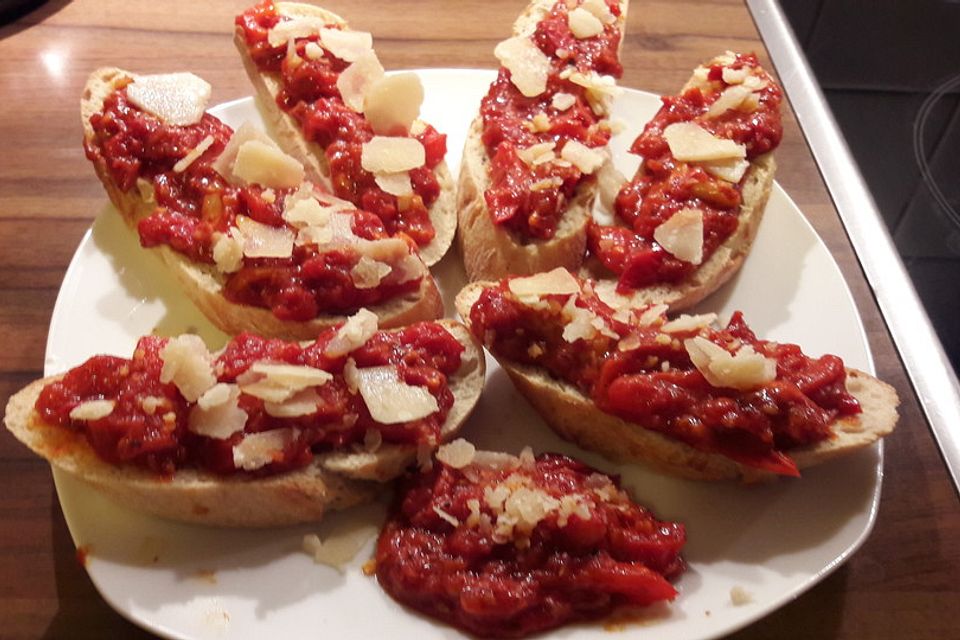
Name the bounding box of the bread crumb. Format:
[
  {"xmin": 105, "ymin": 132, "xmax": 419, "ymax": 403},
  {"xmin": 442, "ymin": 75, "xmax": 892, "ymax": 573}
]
[{"xmin": 730, "ymin": 585, "xmax": 753, "ymax": 605}]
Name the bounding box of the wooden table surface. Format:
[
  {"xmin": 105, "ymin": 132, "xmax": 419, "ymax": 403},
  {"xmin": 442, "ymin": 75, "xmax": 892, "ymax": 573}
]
[{"xmin": 0, "ymin": 1, "xmax": 957, "ymax": 638}]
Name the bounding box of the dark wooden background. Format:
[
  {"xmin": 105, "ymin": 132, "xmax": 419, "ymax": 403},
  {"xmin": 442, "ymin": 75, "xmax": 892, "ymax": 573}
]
[{"xmin": 0, "ymin": 1, "xmax": 956, "ymax": 638}]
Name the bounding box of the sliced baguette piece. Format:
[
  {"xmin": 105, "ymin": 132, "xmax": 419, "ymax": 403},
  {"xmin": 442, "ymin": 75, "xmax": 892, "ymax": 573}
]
[
  {"xmin": 455, "ymin": 281, "xmax": 899, "ymax": 482},
  {"xmin": 3, "ymin": 320, "xmax": 485, "ymax": 527},
  {"xmin": 233, "ymin": 2, "xmax": 456, "ymax": 266},
  {"xmin": 82, "ymin": 67, "xmax": 443, "ymax": 340},
  {"xmin": 584, "ymin": 53, "xmax": 779, "ymax": 312},
  {"xmin": 457, "ymin": 0, "xmax": 629, "ymax": 282},
  {"xmin": 585, "ymin": 153, "xmax": 774, "ymax": 312}
]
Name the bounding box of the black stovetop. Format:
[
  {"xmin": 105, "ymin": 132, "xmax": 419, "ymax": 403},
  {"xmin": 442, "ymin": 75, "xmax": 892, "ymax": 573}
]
[{"xmin": 780, "ymin": 0, "xmax": 960, "ymax": 370}]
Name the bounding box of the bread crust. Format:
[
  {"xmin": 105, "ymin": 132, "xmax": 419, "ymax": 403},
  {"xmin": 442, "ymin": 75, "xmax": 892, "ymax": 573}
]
[
  {"xmin": 456, "ymin": 0, "xmax": 629, "ymax": 282},
  {"xmin": 82, "ymin": 67, "xmax": 443, "ymax": 340},
  {"xmin": 233, "ymin": 2, "xmax": 456, "ymax": 266},
  {"xmin": 4, "ymin": 320, "xmax": 485, "ymax": 526},
  {"xmin": 455, "ymin": 282, "xmax": 899, "ymax": 482}
]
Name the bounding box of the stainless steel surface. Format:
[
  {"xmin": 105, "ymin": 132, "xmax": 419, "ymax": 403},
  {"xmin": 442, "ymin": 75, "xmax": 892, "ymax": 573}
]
[{"xmin": 746, "ymin": 0, "xmax": 960, "ymax": 495}]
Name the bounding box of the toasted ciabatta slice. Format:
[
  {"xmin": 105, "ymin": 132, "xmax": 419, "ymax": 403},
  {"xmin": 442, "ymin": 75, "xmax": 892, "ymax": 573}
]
[
  {"xmin": 584, "ymin": 52, "xmax": 782, "ymax": 312},
  {"xmin": 82, "ymin": 67, "xmax": 442, "ymax": 340},
  {"xmin": 457, "ymin": 0, "xmax": 629, "ymax": 282},
  {"xmin": 455, "ymin": 275, "xmax": 899, "ymax": 482},
  {"xmin": 4, "ymin": 319, "xmax": 485, "ymax": 527},
  {"xmin": 233, "ymin": 2, "xmax": 455, "ymax": 266}
]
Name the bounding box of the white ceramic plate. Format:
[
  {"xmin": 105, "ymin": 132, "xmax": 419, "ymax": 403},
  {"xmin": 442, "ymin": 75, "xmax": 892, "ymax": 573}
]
[{"xmin": 47, "ymin": 69, "xmax": 882, "ymax": 640}]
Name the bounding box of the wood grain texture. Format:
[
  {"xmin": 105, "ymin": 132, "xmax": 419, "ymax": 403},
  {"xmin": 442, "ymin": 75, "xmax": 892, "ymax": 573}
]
[{"xmin": 0, "ymin": 1, "xmax": 956, "ymax": 638}]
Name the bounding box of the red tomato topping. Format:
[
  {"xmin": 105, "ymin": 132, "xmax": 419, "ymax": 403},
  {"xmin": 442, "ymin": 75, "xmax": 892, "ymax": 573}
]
[
  {"xmin": 84, "ymin": 89, "xmax": 424, "ymax": 322},
  {"xmin": 235, "ymin": 1, "xmax": 446, "ymax": 247},
  {"xmin": 35, "ymin": 323, "xmax": 464, "ymax": 477},
  {"xmin": 479, "ymin": 0, "xmax": 621, "ymax": 240},
  {"xmin": 468, "ymin": 277, "xmax": 860, "ymax": 476},
  {"xmin": 589, "ymin": 53, "xmax": 784, "ymax": 291},
  {"xmin": 376, "ymin": 451, "xmax": 684, "ymax": 637}
]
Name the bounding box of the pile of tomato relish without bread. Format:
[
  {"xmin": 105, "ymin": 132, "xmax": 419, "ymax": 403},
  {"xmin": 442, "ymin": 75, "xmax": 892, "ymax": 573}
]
[
  {"xmin": 588, "ymin": 52, "xmax": 783, "ymax": 292},
  {"xmin": 468, "ymin": 270, "xmax": 860, "ymax": 476},
  {"xmin": 34, "ymin": 318, "xmax": 464, "ymax": 477},
  {"xmin": 480, "ymin": 0, "xmax": 623, "ymax": 240},
  {"xmin": 376, "ymin": 440, "xmax": 685, "ymax": 638},
  {"xmin": 84, "ymin": 87, "xmax": 425, "ymax": 323},
  {"xmin": 236, "ymin": 1, "xmax": 446, "ymax": 248}
]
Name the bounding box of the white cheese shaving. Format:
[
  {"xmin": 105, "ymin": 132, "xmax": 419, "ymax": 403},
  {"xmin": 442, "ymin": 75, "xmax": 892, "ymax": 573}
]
[
  {"xmin": 363, "ymin": 72, "xmax": 424, "ymax": 136},
  {"xmin": 684, "ymin": 336, "xmax": 777, "ymax": 390},
  {"xmin": 234, "ymin": 215, "xmax": 295, "ymax": 259},
  {"xmin": 231, "ymin": 140, "xmax": 305, "ymax": 189},
  {"xmin": 189, "ymin": 384, "xmax": 248, "ymax": 439},
  {"xmin": 319, "ymin": 28, "xmax": 373, "ymax": 62},
  {"xmin": 653, "ymin": 207, "xmax": 704, "ymax": 264},
  {"xmin": 296, "ymin": 225, "xmax": 334, "ymax": 247},
  {"xmin": 212, "ymin": 232, "xmax": 244, "ymax": 273},
  {"xmin": 302, "ymin": 525, "xmax": 377, "ymax": 572},
  {"xmin": 336, "ymin": 49, "xmax": 385, "ymax": 112},
  {"xmin": 705, "ymin": 85, "xmax": 753, "ymax": 119},
  {"xmin": 283, "ymin": 194, "xmax": 333, "ymax": 228},
  {"xmin": 730, "ymin": 585, "xmax": 754, "ymax": 606},
  {"xmin": 325, "ymin": 308, "xmax": 379, "ymax": 357},
  {"xmin": 197, "ymin": 383, "xmax": 232, "ymax": 410},
  {"xmin": 436, "ymin": 438, "xmax": 477, "ymax": 469},
  {"xmin": 560, "ymin": 139, "xmax": 605, "ymax": 174},
  {"xmin": 516, "ymin": 141, "xmax": 556, "ymax": 166},
  {"xmin": 507, "ymin": 267, "xmax": 580, "ymax": 302},
  {"xmin": 172, "ymin": 135, "xmax": 214, "ymax": 173},
  {"xmin": 264, "ymin": 388, "xmax": 321, "ymax": 418},
  {"xmin": 581, "ymin": 0, "xmax": 616, "ymax": 24},
  {"xmin": 722, "ymin": 67, "xmax": 748, "ymax": 85},
  {"xmin": 69, "ymin": 399, "xmax": 115, "ymax": 421},
  {"xmin": 494, "ymin": 36, "xmax": 551, "ymax": 97},
  {"xmin": 373, "ymin": 171, "xmax": 413, "ymax": 196},
  {"xmin": 232, "ymin": 428, "xmax": 298, "ymax": 471},
  {"xmin": 304, "ymin": 41, "xmax": 325, "ymax": 60},
  {"xmin": 350, "ymin": 255, "xmax": 392, "ymax": 289},
  {"xmin": 551, "ymin": 92, "xmax": 577, "ymax": 111},
  {"xmin": 433, "ymin": 506, "xmax": 461, "ymax": 527},
  {"xmin": 663, "ymin": 122, "xmax": 746, "ymax": 162},
  {"xmin": 210, "ymin": 122, "xmax": 275, "ymax": 182},
  {"xmin": 126, "ymin": 72, "xmax": 211, "ymax": 126},
  {"xmin": 159, "ymin": 334, "xmax": 216, "ymax": 402},
  {"xmin": 568, "ymin": 7, "xmax": 604, "ymax": 38},
  {"xmin": 266, "ymin": 16, "xmax": 329, "ymax": 47},
  {"xmin": 661, "ymin": 313, "xmax": 718, "ymax": 333},
  {"xmin": 250, "ymin": 362, "xmax": 333, "ymax": 390},
  {"xmin": 699, "ymin": 156, "xmax": 751, "ymax": 183},
  {"xmin": 354, "ymin": 365, "xmax": 439, "ymax": 424},
  {"xmin": 360, "ymin": 136, "xmax": 425, "ymax": 173}
]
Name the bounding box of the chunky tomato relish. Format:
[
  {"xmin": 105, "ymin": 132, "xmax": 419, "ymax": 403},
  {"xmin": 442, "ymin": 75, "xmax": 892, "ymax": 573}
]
[
  {"xmin": 469, "ymin": 276, "xmax": 860, "ymax": 476},
  {"xmin": 34, "ymin": 322, "xmax": 463, "ymax": 477},
  {"xmin": 376, "ymin": 449, "xmax": 685, "ymax": 638},
  {"xmin": 84, "ymin": 88, "xmax": 423, "ymax": 322},
  {"xmin": 589, "ymin": 53, "xmax": 783, "ymax": 291},
  {"xmin": 480, "ymin": 0, "xmax": 622, "ymax": 240},
  {"xmin": 236, "ymin": 1, "xmax": 446, "ymax": 247}
]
